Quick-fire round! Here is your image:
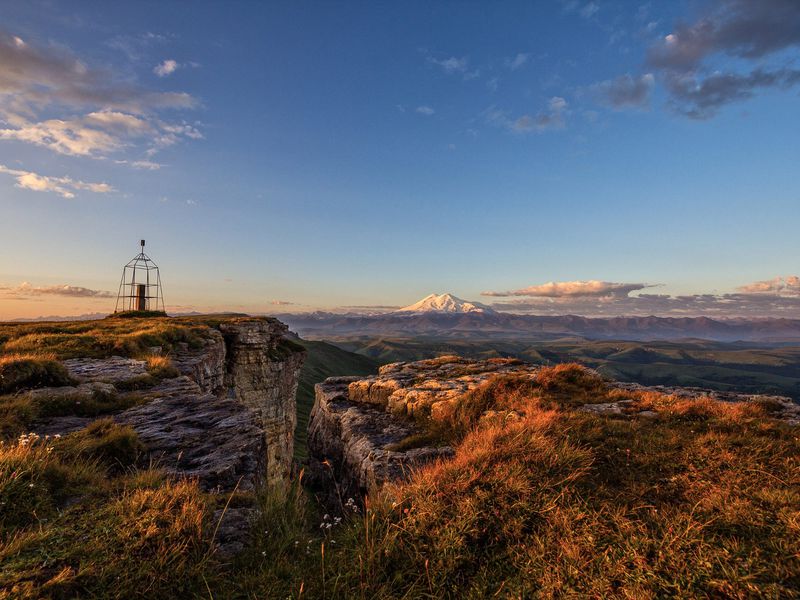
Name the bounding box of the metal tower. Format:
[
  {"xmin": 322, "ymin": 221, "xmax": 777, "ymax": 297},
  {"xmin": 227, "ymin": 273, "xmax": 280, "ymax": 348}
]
[{"xmin": 114, "ymin": 240, "xmax": 165, "ymax": 313}]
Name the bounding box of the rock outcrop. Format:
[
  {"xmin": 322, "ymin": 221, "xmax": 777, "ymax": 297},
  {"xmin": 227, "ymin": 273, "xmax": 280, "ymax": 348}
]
[
  {"xmin": 602, "ymin": 380, "xmax": 800, "ymax": 424},
  {"xmin": 46, "ymin": 317, "xmax": 304, "ymax": 492},
  {"xmin": 308, "ymin": 357, "xmax": 539, "ymax": 497},
  {"xmin": 308, "ymin": 356, "xmax": 799, "ymax": 498}
]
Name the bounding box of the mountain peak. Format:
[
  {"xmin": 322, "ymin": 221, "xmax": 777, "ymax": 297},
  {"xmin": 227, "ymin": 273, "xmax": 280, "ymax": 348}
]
[{"xmin": 396, "ymin": 293, "xmax": 496, "ymax": 314}]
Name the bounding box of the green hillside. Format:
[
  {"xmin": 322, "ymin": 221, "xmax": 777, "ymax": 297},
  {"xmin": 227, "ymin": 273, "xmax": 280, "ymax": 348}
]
[{"xmin": 292, "ymin": 338, "xmax": 380, "ymax": 458}]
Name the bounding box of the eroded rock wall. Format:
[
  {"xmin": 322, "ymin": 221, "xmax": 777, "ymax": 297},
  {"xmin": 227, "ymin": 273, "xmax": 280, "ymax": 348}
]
[
  {"xmin": 220, "ymin": 319, "xmax": 305, "ymax": 484},
  {"xmin": 308, "ymin": 376, "xmax": 453, "ymax": 499}
]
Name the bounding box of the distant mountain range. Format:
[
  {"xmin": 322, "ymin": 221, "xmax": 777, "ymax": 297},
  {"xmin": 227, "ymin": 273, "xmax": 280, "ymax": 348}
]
[{"xmin": 278, "ymin": 293, "xmax": 800, "ymax": 343}]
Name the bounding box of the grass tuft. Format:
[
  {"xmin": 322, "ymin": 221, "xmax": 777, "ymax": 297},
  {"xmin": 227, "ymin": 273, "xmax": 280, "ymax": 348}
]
[{"xmin": 0, "ymin": 354, "xmax": 72, "ymax": 394}]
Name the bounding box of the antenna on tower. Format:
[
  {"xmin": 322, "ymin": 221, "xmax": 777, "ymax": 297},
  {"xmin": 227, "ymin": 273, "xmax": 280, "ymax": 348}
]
[{"xmin": 114, "ymin": 239, "xmax": 165, "ymax": 313}]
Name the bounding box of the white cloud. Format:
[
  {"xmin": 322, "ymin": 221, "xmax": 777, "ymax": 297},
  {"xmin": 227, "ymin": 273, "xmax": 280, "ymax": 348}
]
[
  {"xmin": 590, "ymin": 73, "xmax": 655, "ymax": 110},
  {"xmin": 488, "ymin": 97, "xmax": 569, "ymax": 134},
  {"xmin": 580, "ymin": 2, "xmax": 599, "ymax": 19},
  {"xmin": 0, "ymin": 281, "xmax": 114, "ymax": 298},
  {"xmin": 483, "ymin": 280, "xmax": 650, "ymax": 298},
  {"xmin": 416, "ymin": 105, "xmax": 435, "ymax": 116},
  {"xmin": 153, "ymin": 59, "xmax": 179, "ymax": 77},
  {"xmin": 0, "ymin": 32, "xmax": 200, "ymax": 163},
  {"xmin": 483, "ymin": 276, "xmax": 800, "ymax": 317},
  {"xmin": 427, "ymin": 55, "xmax": 468, "ymax": 74},
  {"xmin": 505, "ymin": 53, "xmax": 530, "ymax": 70},
  {"xmin": 131, "ymin": 160, "xmax": 162, "ymax": 170},
  {"xmin": 739, "ymin": 275, "xmax": 800, "ymax": 296},
  {"xmin": 0, "ymin": 164, "xmax": 114, "ymax": 198}
]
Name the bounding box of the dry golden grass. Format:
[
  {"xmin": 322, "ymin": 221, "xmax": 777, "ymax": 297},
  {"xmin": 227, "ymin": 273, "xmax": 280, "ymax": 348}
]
[
  {"xmin": 0, "ymin": 353, "xmax": 72, "ymax": 395},
  {"xmin": 144, "ymin": 354, "xmax": 171, "ymax": 371},
  {"xmin": 289, "ymin": 364, "xmax": 800, "ymax": 598},
  {"xmin": 0, "ymin": 429, "xmax": 215, "ymax": 599}
]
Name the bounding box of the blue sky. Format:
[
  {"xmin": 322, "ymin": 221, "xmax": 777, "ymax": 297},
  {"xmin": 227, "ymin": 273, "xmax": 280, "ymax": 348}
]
[{"xmin": 1, "ymin": 0, "xmax": 799, "ymax": 319}]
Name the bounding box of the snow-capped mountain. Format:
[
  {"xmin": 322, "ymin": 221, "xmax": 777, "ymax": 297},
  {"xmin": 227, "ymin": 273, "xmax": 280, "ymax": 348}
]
[{"xmin": 396, "ymin": 293, "xmax": 497, "ymax": 315}]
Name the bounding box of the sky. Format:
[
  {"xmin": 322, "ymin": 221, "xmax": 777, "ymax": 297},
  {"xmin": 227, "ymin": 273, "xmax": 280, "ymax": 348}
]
[{"xmin": 1, "ymin": 0, "xmax": 799, "ymax": 320}]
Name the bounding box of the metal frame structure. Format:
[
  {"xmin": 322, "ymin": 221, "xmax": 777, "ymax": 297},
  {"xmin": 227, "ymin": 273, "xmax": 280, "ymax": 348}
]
[{"xmin": 114, "ymin": 240, "xmax": 166, "ymax": 313}]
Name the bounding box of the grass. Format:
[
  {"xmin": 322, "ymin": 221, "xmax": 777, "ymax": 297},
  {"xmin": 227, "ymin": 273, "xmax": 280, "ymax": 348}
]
[
  {"xmin": 0, "ymin": 426, "xmax": 216, "ymax": 599},
  {"xmin": 0, "ymin": 313, "xmax": 277, "ymax": 361},
  {"xmin": 0, "ymin": 317, "xmax": 210, "ymax": 360},
  {"xmin": 55, "ymin": 418, "xmax": 145, "ymax": 473},
  {"xmin": 0, "ymin": 354, "xmax": 73, "ymax": 394},
  {"xmin": 0, "ymin": 385, "xmax": 147, "ymax": 438}
]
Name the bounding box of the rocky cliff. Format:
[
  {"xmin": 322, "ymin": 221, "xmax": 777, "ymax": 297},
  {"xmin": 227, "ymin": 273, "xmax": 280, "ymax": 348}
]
[
  {"xmin": 308, "ymin": 356, "xmax": 800, "ymax": 499},
  {"xmin": 39, "ymin": 317, "xmax": 304, "ymax": 492}
]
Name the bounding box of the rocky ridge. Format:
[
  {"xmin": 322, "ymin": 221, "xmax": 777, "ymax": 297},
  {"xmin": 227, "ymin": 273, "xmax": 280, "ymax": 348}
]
[{"xmin": 308, "ymin": 356, "xmax": 800, "ymax": 499}]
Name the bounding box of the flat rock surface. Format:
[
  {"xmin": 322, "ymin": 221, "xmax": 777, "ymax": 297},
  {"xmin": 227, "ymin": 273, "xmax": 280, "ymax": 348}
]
[
  {"xmin": 63, "ymin": 356, "xmax": 149, "ymax": 384},
  {"xmin": 117, "ymin": 384, "xmax": 266, "ymax": 492},
  {"xmin": 348, "ymin": 356, "xmax": 540, "ymax": 419}
]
